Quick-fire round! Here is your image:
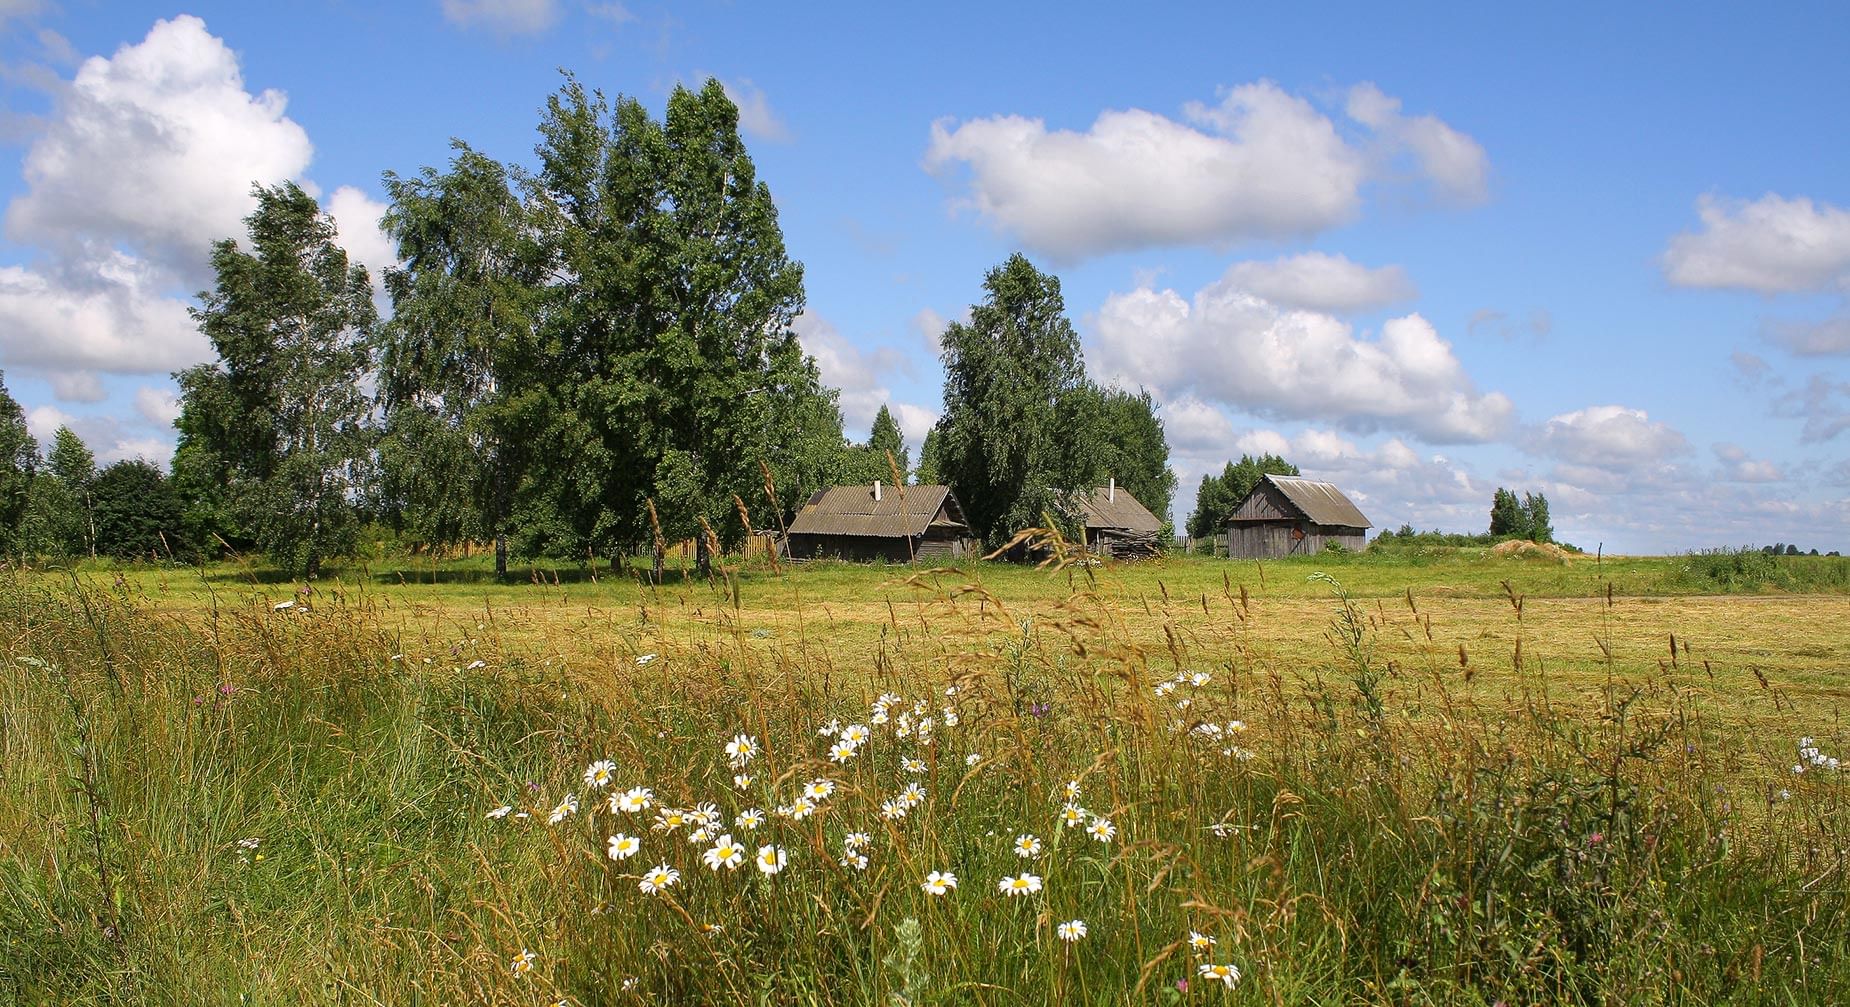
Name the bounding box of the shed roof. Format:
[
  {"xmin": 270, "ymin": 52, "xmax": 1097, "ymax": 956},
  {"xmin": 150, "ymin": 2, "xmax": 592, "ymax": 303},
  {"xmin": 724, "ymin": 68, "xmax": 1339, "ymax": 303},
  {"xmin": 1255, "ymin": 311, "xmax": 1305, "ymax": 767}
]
[
  {"xmin": 1238, "ymin": 475, "xmax": 1372, "ymax": 529},
  {"xmin": 1073, "ymin": 485, "xmax": 1163, "ymax": 533},
  {"xmin": 786, "ymin": 484, "xmax": 967, "ymax": 538}
]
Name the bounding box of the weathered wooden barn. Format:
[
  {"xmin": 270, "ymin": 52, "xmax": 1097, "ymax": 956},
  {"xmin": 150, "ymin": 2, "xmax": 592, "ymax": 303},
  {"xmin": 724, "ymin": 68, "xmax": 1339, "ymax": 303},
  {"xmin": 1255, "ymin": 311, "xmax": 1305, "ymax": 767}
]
[
  {"xmin": 1226, "ymin": 475, "xmax": 1371, "ymax": 558},
  {"xmin": 784, "ymin": 482, "xmax": 979, "ymax": 563},
  {"xmin": 1073, "ymin": 479, "xmax": 1164, "ymax": 559}
]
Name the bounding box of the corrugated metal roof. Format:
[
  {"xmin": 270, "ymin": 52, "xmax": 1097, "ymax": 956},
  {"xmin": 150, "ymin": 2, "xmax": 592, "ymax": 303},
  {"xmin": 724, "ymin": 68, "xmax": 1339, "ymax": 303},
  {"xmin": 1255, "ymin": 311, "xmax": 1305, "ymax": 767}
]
[
  {"xmin": 786, "ymin": 484, "xmax": 966, "ymax": 538},
  {"xmin": 1074, "ymin": 485, "xmax": 1163, "ymax": 533},
  {"xmin": 1241, "ymin": 475, "xmax": 1372, "ymax": 529}
]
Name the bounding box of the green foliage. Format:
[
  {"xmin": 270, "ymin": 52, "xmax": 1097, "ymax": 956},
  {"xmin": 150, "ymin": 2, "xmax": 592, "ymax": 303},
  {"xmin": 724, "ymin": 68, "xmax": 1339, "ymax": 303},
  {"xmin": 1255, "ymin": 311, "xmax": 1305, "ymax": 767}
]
[
  {"xmin": 842, "ymin": 405, "xmax": 910, "ymax": 487},
  {"xmin": 490, "ymin": 75, "xmax": 844, "ymax": 562},
  {"xmin": 377, "ymin": 143, "xmax": 545, "ymax": 575},
  {"xmin": 1185, "ymin": 453, "xmax": 1299, "ymax": 541},
  {"xmin": 1065, "ymin": 384, "xmax": 1177, "ymax": 528},
  {"xmin": 1490, "ymin": 487, "xmax": 1553, "ymax": 543},
  {"xmin": 25, "ymin": 427, "xmax": 98, "ymax": 558},
  {"xmin": 1675, "ymin": 547, "xmax": 1850, "ymax": 592},
  {"xmin": 0, "ymin": 371, "xmax": 36, "ymax": 553},
  {"xmin": 184, "ymin": 182, "xmax": 377, "ymax": 577},
  {"xmin": 932, "ymin": 254, "xmax": 1101, "ymax": 547},
  {"xmin": 91, "ymin": 460, "xmax": 185, "ymax": 560}
]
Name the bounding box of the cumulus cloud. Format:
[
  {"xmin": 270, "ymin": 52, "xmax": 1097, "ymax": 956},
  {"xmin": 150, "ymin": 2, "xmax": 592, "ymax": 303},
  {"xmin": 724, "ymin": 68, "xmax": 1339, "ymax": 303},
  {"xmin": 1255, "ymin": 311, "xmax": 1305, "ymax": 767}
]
[
  {"xmin": 0, "ymin": 15, "xmax": 387, "ymax": 385},
  {"xmin": 134, "ymin": 385, "xmax": 182, "ymax": 428},
  {"xmin": 1090, "ymin": 268, "xmax": 1513, "ymax": 443},
  {"xmin": 1344, "ymin": 83, "xmax": 1489, "ymax": 204},
  {"xmin": 719, "ymin": 78, "xmax": 790, "ymax": 143},
  {"xmin": 924, "ymin": 81, "xmax": 1486, "ymax": 260},
  {"xmin": 22, "ymin": 403, "xmax": 172, "ymax": 466},
  {"xmin": 1532, "ymin": 405, "xmax": 1690, "ymax": 467},
  {"xmin": 4, "ymin": 15, "xmax": 314, "ymax": 276},
  {"xmin": 1663, "ymin": 193, "xmax": 1850, "ymax": 294},
  {"xmin": 1712, "ymin": 442, "xmax": 1783, "ymax": 483},
  {"xmin": 0, "ymin": 253, "xmax": 206, "ymax": 374},
  {"xmin": 1219, "ymin": 253, "xmax": 1414, "ymax": 314},
  {"xmin": 440, "ymin": 0, "xmax": 560, "ymax": 35}
]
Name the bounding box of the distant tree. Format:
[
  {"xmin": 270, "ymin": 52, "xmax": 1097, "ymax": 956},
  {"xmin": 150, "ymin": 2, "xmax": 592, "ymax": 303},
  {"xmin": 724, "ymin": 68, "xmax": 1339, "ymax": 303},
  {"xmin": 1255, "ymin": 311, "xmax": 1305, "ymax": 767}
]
[
  {"xmin": 1085, "ymin": 386, "xmax": 1176, "ymax": 528},
  {"xmin": 1489, "ymin": 487, "xmax": 1553, "ymax": 543},
  {"xmin": 1488, "ymin": 487, "xmax": 1529, "ymax": 538},
  {"xmin": 1186, "ymin": 454, "xmax": 1298, "ymax": 542},
  {"xmin": 868, "ymin": 405, "xmax": 909, "ymax": 483},
  {"xmin": 0, "ymin": 372, "xmax": 37, "ymax": 553},
  {"xmin": 915, "ymin": 427, "xmax": 943, "ymax": 485},
  {"xmin": 1523, "ymin": 491, "xmax": 1553, "ymax": 544},
  {"xmin": 932, "ymin": 253, "xmax": 1100, "ymax": 547},
  {"xmin": 46, "ymin": 426, "xmax": 96, "ymax": 556},
  {"xmin": 184, "ymin": 182, "xmax": 377, "ymax": 578},
  {"xmin": 92, "ymin": 459, "xmax": 185, "ymax": 559}
]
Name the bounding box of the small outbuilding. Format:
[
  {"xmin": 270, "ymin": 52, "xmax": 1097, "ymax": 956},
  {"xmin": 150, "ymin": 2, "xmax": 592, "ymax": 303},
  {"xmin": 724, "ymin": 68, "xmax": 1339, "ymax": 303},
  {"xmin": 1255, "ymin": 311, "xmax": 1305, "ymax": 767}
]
[
  {"xmin": 1071, "ymin": 479, "xmax": 1164, "ymax": 559},
  {"xmin": 1226, "ymin": 474, "xmax": 1371, "ymax": 558},
  {"xmin": 785, "ymin": 482, "xmax": 979, "ymax": 563}
]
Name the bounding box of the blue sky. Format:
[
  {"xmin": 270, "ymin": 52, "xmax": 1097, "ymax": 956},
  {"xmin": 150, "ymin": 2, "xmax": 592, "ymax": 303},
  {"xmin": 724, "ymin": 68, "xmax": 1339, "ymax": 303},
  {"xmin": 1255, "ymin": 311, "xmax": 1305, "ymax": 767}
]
[{"xmin": 1, "ymin": 1, "xmax": 1847, "ymax": 553}]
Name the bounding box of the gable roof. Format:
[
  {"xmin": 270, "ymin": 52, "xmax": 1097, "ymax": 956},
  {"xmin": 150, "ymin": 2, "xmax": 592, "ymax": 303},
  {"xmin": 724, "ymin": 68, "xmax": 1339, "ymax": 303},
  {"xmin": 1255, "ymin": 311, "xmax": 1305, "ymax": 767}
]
[
  {"xmin": 1240, "ymin": 474, "xmax": 1372, "ymax": 529},
  {"xmin": 786, "ymin": 484, "xmax": 968, "ymax": 538},
  {"xmin": 1073, "ymin": 485, "xmax": 1163, "ymax": 533}
]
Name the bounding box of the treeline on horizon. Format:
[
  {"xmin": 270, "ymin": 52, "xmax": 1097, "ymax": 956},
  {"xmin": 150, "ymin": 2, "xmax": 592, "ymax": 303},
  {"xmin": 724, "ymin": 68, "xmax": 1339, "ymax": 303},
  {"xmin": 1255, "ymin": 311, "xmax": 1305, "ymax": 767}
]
[{"xmin": 0, "ymin": 77, "xmax": 1200, "ymax": 578}]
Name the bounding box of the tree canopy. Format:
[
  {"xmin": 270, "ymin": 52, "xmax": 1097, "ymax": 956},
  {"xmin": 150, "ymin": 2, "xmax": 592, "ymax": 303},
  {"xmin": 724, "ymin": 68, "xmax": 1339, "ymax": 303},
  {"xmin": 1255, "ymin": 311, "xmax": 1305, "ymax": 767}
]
[
  {"xmin": 181, "ymin": 181, "xmax": 377, "ymax": 577},
  {"xmin": 1490, "ymin": 487, "xmax": 1554, "ymax": 543}
]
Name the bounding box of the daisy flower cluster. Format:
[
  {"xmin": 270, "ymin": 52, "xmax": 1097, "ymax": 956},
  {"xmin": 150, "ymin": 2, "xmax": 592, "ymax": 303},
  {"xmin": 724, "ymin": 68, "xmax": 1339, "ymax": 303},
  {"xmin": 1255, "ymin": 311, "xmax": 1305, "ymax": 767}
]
[{"xmin": 1795, "ymin": 736, "xmax": 1841, "ymax": 774}]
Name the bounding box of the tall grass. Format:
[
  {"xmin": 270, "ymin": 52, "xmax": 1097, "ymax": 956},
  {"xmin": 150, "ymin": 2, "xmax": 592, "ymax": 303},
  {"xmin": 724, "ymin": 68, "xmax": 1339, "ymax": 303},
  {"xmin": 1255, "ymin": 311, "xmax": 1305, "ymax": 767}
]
[{"xmin": 2, "ymin": 560, "xmax": 1846, "ymax": 1004}]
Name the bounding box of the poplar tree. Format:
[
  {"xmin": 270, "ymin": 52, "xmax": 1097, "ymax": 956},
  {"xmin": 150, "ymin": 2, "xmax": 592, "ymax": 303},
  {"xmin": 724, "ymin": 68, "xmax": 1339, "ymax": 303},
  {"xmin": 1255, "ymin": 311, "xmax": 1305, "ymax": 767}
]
[{"xmin": 0, "ymin": 372, "xmax": 36, "ymax": 553}]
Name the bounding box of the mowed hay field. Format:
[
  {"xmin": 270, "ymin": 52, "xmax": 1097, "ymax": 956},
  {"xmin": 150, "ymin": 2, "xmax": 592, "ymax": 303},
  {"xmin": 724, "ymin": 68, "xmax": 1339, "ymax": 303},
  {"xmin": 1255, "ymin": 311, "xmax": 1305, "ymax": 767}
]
[{"xmin": 4, "ymin": 549, "xmax": 1850, "ymax": 1004}]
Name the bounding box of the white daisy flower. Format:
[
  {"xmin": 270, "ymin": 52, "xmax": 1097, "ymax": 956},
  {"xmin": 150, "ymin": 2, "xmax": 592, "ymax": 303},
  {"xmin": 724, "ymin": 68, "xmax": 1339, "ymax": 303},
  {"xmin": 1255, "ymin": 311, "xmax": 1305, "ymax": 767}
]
[
  {"xmin": 638, "ymin": 864, "xmax": 679, "ymax": 894},
  {"xmin": 736, "ymin": 808, "xmax": 765, "ymax": 830},
  {"xmin": 755, "ymin": 844, "xmax": 788, "ymax": 875},
  {"xmin": 1061, "ymin": 779, "xmax": 1082, "ymax": 801},
  {"xmin": 843, "ymin": 831, "xmax": 872, "ymax": 850},
  {"xmin": 725, "ymin": 734, "xmax": 759, "ymax": 767},
  {"xmin": 902, "ymin": 757, "xmax": 927, "ymax": 774},
  {"xmin": 965, "ymin": 752, "xmax": 981, "ymax": 766},
  {"xmin": 920, "ymin": 870, "xmax": 957, "ymax": 895},
  {"xmin": 510, "ymin": 948, "xmax": 536, "ymax": 975},
  {"xmin": 841, "ymin": 724, "xmax": 870, "ymax": 746},
  {"xmin": 1188, "ymin": 931, "xmax": 1217, "ymax": 954},
  {"xmin": 998, "ymin": 873, "xmax": 1042, "ymax": 896},
  {"xmin": 880, "ymin": 800, "xmax": 906, "ymax": 821},
  {"xmin": 828, "ymin": 740, "xmax": 858, "ymax": 763},
  {"xmin": 899, "ymin": 782, "xmax": 927, "ymax": 808},
  {"xmin": 817, "ymin": 718, "xmax": 842, "ymax": 737},
  {"xmin": 841, "ymin": 852, "xmax": 869, "ymax": 871},
  {"xmin": 1057, "ymin": 919, "xmax": 1087, "ymax": 942},
  {"xmin": 804, "ymin": 778, "xmax": 837, "ymax": 802},
  {"xmin": 1087, "ymin": 817, "xmax": 1117, "ymax": 843},
  {"xmin": 1190, "ymin": 671, "xmax": 1210, "ymax": 687},
  {"xmin": 614, "ymin": 787, "xmax": 653, "ymax": 814},
  {"xmin": 788, "ymin": 798, "xmax": 816, "ymax": 821},
  {"xmin": 1013, "ymin": 834, "xmax": 1042, "ymax": 857},
  {"xmin": 1059, "ymin": 803, "xmax": 1088, "ymax": 827},
  {"xmin": 486, "ymin": 805, "xmax": 513, "ymax": 820},
  {"xmin": 702, "ymin": 834, "xmax": 745, "ymax": 871},
  {"xmin": 652, "ymin": 808, "xmax": 688, "ymax": 832},
  {"xmin": 733, "ymin": 773, "xmax": 754, "ymax": 788},
  {"xmin": 547, "ymin": 794, "xmax": 579, "ymax": 825},
  {"xmin": 1198, "ymin": 963, "xmax": 1241, "ymax": 988},
  {"xmin": 607, "ymin": 833, "xmax": 641, "ymax": 860},
  {"xmin": 941, "ymin": 708, "xmax": 959, "ymax": 727},
  {"xmin": 583, "ymin": 760, "xmax": 616, "ymax": 789}
]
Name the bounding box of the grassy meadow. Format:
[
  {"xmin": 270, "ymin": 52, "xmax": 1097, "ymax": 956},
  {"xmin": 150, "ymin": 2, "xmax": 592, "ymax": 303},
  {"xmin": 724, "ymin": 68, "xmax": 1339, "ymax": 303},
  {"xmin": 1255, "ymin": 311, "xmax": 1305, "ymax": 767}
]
[{"xmin": 4, "ymin": 544, "xmax": 1849, "ymax": 1003}]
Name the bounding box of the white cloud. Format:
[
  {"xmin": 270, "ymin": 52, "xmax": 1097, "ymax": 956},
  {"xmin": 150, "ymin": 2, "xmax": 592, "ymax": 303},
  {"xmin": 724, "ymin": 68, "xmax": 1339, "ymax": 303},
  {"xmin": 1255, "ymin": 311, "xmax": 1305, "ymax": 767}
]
[
  {"xmin": 1090, "ymin": 268, "xmax": 1512, "ymax": 443},
  {"xmin": 326, "ymin": 185, "xmax": 396, "ymax": 302},
  {"xmin": 1663, "ymin": 193, "xmax": 1850, "ymax": 294},
  {"xmin": 1161, "ymin": 395, "xmax": 1237, "ymax": 456},
  {"xmin": 5, "ymin": 15, "xmax": 314, "ymax": 278},
  {"xmin": 1219, "ymin": 253, "xmax": 1414, "ymax": 314},
  {"xmin": 1532, "ymin": 405, "xmax": 1690, "ymax": 467},
  {"xmin": 440, "ymin": 0, "xmax": 560, "ymax": 35},
  {"xmin": 49, "ymin": 371, "xmax": 105, "ymax": 402},
  {"xmin": 792, "ymin": 309, "xmax": 928, "ymax": 441},
  {"xmin": 134, "ymin": 385, "xmax": 181, "ymax": 428},
  {"xmin": 889, "ymin": 403, "xmax": 939, "ymax": 448},
  {"xmin": 24, "ymin": 402, "xmax": 175, "ymax": 466},
  {"xmin": 719, "ymin": 78, "xmax": 790, "ymax": 143},
  {"xmin": 0, "ymin": 253, "xmax": 206, "ymax": 374},
  {"xmin": 924, "ymin": 81, "xmax": 1486, "ymax": 260},
  {"xmin": 1712, "ymin": 442, "xmax": 1783, "ymax": 483},
  {"xmin": 1344, "ymin": 83, "xmax": 1489, "ymax": 204}
]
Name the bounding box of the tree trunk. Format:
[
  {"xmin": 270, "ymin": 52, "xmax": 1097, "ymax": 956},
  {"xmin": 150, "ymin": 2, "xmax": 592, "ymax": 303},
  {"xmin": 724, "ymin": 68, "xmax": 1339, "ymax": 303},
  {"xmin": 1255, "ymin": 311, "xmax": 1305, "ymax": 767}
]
[
  {"xmin": 495, "ymin": 533, "xmax": 508, "ymax": 578},
  {"xmin": 653, "ymin": 546, "xmax": 664, "ymax": 584},
  {"xmin": 696, "ymin": 532, "xmax": 711, "ymax": 578}
]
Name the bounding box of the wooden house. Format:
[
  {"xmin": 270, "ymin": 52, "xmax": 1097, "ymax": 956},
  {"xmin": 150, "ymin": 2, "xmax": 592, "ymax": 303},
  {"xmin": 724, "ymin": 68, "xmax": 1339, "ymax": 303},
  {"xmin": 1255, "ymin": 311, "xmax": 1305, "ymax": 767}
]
[
  {"xmin": 1226, "ymin": 474, "xmax": 1370, "ymax": 558},
  {"xmin": 785, "ymin": 482, "xmax": 979, "ymax": 563},
  {"xmin": 1072, "ymin": 479, "xmax": 1163, "ymax": 559}
]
